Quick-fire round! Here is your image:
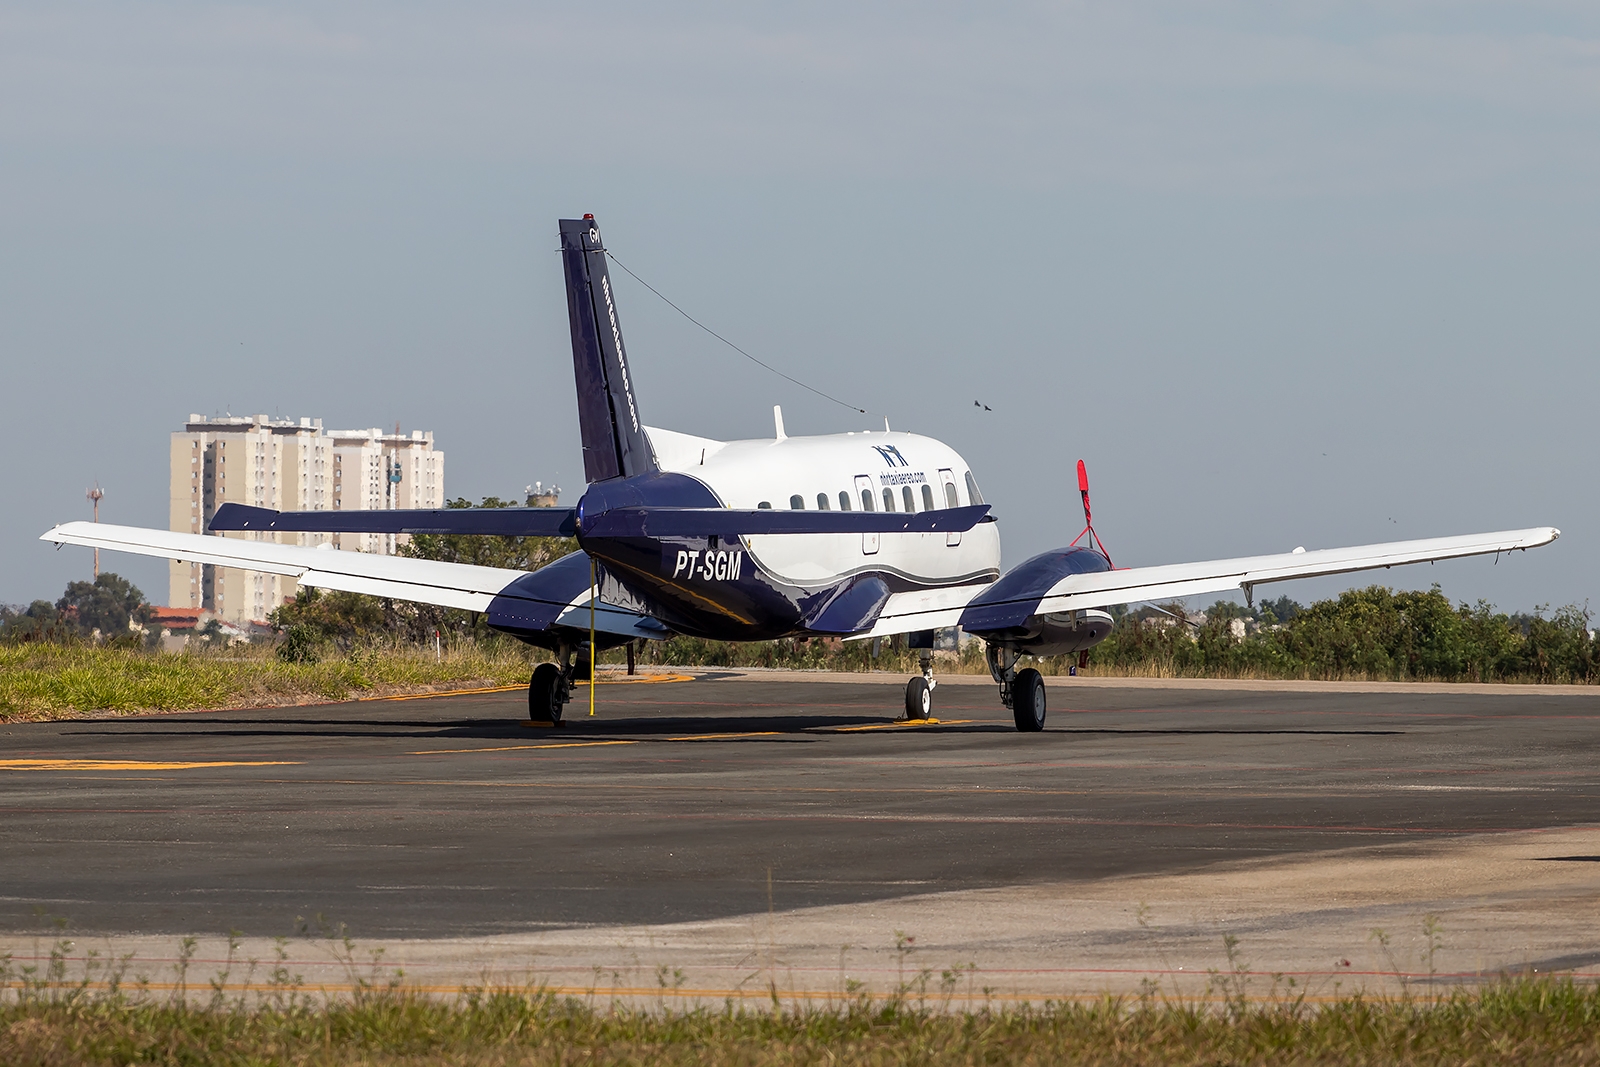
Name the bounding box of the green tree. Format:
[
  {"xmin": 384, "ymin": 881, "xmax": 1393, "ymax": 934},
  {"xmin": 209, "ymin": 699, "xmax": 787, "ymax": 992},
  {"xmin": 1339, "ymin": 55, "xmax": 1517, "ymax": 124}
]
[
  {"xmin": 0, "ymin": 600, "xmax": 65, "ymax": 641},
  {"xmin": 398, "ymin": 496, "xmax": 577, "ymax": 570},
  {"xmin": 268, "ymin": 586, "xmax": 388, "ymax": 647},
  {"xmin": 55, "ymin": 573, "xmax": 150, "ymax": 640},
  {"xmin": 1259, "ymin": 595, "xmax": 1303, "ymax": 625},
  {"xmin": 266, "ymin": 496, "xmax": 575, "ymax": 649},
  {"xmin": 396, "ymin": 495, "xmax": 577, "ymax": 642},
  {"xmin": 1518, "ymin": 604, "xmax": 1597, "ymax": 683}
]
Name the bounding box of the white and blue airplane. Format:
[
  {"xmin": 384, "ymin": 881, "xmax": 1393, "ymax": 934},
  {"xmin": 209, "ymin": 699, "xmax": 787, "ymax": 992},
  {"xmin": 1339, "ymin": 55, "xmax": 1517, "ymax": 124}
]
[{"xmin": 42, "ymin": 215, "xmax": 1560, "ymax": 730}]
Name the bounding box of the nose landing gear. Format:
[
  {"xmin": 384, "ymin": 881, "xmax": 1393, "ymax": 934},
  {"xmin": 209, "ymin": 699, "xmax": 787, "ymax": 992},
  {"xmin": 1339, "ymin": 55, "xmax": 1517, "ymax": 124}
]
[{"xmin": 903, "ymin": 649, "xmax": 936, "ymax": 720}]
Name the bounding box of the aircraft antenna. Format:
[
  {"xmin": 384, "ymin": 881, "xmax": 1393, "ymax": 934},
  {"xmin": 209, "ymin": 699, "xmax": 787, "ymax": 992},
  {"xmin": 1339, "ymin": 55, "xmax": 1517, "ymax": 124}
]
[
  {"xmin": 603, "ymin": 250, "xmax": 876, "ymax": 418},
  {"xmin": 1068, "ymin": 460, "xmax": 1114, "ymax": 566},
  {"xmin": 86, "ymin": 483, "xmax": 105, "ymax": 578}
]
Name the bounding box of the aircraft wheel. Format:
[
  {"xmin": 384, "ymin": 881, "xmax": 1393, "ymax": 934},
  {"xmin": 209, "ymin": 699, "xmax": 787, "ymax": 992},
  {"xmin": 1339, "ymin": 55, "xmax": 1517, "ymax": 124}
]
[
  {"xmin": 1011, "ymin": 667, "xmax": 1046, "ymax": 732},
  {"xmin": 904, "ymin": 676, "xmax": 932, "ymax": 720},
  {"xmin": 529, "ymin": 662, "xmax": 565, "ymax": 723}
]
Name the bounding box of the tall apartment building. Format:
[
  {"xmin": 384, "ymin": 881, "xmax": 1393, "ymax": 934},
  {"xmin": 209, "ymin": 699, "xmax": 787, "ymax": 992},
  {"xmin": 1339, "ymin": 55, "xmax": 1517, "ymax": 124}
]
[
  {"xmin": 169, "ymin": 415, "xmax": 444, "ymax": 626},
  {"xmin": 326, "ymin": 428, "xmax": 445, "ymax": 555}
]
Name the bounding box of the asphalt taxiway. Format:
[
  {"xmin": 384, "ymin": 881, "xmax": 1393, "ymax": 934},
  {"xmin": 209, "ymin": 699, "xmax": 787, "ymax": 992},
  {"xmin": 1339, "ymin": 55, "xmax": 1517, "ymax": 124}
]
[{"xmin": 3, "ymin": 671, "xmax": 1598, "ymax": 952}]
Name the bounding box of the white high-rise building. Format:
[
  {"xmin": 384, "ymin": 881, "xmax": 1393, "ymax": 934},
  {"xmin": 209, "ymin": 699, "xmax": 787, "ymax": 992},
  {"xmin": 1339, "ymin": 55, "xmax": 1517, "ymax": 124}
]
[
  {"xmin": 169, "ymin": 415, "xmax": 444, "ymax": 625},
  {"xmin": 326, "ymin": 428, "xmax": 445, "ymax": 555}
]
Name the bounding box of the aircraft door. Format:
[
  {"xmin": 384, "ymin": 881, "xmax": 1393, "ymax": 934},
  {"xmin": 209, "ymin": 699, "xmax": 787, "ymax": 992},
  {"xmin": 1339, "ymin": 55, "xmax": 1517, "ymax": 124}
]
[
  {"xmin": 938, "ymin": 469, "xmax": 961, "ymax": 546},
  {"xmin": 854, "ymin": 475, "xmax": 879, "ymax": 554}
]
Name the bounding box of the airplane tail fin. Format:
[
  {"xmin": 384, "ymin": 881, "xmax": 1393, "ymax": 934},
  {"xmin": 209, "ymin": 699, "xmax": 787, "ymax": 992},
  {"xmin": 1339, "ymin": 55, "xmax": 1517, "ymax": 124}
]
[{"xmin": 559, "ymin": 216, "xmax": 657, "ymax": 483}]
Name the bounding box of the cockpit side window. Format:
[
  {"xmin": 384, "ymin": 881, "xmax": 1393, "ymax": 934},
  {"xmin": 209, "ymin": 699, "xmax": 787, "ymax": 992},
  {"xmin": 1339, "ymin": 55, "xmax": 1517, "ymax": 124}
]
[{"xmin": 964, "ymin": 471, "xmax": 984, "ymax": 505}]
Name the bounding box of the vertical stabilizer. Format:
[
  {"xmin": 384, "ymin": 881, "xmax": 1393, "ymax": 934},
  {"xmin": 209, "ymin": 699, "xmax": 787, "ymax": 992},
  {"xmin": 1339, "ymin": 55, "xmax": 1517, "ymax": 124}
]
[{"xmin": 559, "ymin": 216, "xmax": 657, "ymax": 483}]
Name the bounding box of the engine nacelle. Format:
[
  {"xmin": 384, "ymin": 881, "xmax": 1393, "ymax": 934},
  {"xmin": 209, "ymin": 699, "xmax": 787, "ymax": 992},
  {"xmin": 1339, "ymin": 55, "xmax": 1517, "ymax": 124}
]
[
  {"xmin": 994, "ymin": 607, "xmax": 1116, "ymax": 657},
  {"xmin": 959, "ymin": 545, "xmax": 1117, "ymax": 656}
]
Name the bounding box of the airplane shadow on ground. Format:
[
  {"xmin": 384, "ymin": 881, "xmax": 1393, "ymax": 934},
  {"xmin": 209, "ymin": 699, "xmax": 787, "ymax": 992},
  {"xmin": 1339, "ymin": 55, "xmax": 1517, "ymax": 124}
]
[
  {"xmin": 56, "ymin": 713, "xmax": 965, "ymax": 742},
  {"xmin": 55, "ymin": 715, "xmax": 1405, "ymax": 742}
]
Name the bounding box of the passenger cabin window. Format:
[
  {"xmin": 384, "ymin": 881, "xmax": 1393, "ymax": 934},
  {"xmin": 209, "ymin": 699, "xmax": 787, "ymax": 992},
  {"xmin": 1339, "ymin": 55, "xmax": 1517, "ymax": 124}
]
[
  {"xmin": 902, "ymin": 485, "xmax": 915, "ymax": 512},
  {"xmin": 860, "ymin": 489, "xmax": 874, "ymax": 512},
  {"xmin": 839, "ymin": 491, "xmax": 851, "ymax": 511},
  {"xmin": 881, "ymin": 487, "xmax": 895, "ymax": 512},
  {"xmin": 944, "ymin": 482, "xmax": 959, "ymax": 508},
  {"xmin": 790, "ymin": 495, "xmax": 804, "ymax": 509},
  {"xmin": 758, "ymin": 501, "xmax": 772, "ymax": 509},
  {"xmin": 964, "ymin": 471, "xmax": 984, "ymax": 505},
  {"xmin": 921, "ymin": 484, "xmax": 935, "ymax": 511},
  {"xmin": 816, "ymin": 493, "xmax": 830, "ymax": 510}
]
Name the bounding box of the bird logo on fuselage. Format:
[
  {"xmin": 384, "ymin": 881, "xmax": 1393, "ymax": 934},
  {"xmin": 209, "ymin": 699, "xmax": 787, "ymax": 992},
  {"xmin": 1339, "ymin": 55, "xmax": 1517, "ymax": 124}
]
[{"xmin": 872, "ymin": 444, "xmax": 909, "ymax": 468}]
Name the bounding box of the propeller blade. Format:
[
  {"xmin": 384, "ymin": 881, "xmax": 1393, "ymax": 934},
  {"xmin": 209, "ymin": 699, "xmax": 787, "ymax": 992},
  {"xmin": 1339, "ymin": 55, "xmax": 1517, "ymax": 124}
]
[{"xmin": 1077, "ymin": 459, "xmax": 1092, "ymax": 527}]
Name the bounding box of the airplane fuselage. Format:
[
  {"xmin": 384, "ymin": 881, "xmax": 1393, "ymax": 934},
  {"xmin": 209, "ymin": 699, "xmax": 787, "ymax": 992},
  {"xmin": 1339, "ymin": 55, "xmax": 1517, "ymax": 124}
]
[{"xmin": 573, "ymin": 426, "xmax": 1003, "ymax": 642}]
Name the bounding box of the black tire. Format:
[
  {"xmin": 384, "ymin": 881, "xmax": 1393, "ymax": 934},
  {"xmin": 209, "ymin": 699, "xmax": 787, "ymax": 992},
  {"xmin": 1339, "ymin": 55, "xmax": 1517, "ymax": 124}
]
[
  {"xmin": 904, "ymin": 676, "xmax": 931, "ymax": 720},
  {"xmin": 529, "ymin": 662, "xmax": 565, "ymax": 723},
  {"xmin": 1012, "ymin": 667, "xmax": 1046, "ymax": 731}
]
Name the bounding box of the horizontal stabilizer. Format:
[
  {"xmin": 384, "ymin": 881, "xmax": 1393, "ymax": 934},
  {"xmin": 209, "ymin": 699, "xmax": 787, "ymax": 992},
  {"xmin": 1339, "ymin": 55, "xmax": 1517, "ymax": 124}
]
[
  {"xmin": 210, "ymin": 503, "xmax": 578, "ymax": 537},
  {"xmin": 582, "ymin": 504, "xmax": 991, "ymax": 539}
]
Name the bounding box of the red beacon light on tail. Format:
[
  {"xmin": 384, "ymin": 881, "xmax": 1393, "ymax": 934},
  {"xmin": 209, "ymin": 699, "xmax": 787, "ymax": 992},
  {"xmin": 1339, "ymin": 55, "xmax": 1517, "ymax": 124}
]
[{"xmin": 1069, "ymin": 459, "xmax": 1114, "ymax": 567}]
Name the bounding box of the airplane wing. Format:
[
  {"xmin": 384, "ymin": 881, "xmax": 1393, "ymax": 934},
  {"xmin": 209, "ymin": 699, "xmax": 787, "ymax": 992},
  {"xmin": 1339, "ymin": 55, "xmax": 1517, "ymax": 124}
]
[
  {"xmin": 38, "ymin": 522, "xmax": 663, "ymax": 642},
  {"xmin": 857, "ymin": 526, "xmax": 1560, "ymax": 639}
]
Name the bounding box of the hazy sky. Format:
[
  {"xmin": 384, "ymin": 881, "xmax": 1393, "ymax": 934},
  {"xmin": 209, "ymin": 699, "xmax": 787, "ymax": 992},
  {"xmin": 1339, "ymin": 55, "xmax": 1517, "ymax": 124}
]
[{"xmin": 3, "ymin": 2, "xmax": 1597, "ymax": 614}]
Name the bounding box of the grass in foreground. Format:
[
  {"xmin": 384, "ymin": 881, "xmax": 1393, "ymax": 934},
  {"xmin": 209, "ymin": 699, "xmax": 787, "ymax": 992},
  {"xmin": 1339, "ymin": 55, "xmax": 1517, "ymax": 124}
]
[
  {"xmin": 0, "ymin": 643, "xmax": 535, "ymax": 723},
  {"xmin": 5, "ymin": 980, "xmax": 1600, "ymax": 1065}
]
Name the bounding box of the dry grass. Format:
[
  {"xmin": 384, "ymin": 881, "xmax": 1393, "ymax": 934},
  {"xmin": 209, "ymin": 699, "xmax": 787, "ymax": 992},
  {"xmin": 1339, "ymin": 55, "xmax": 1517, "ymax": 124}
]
[
  {"xmin": 0, "ymin": 643, "xmax": 534, "ymax": 723},
  {"xmin": 4, "ymin": 979, "xmax": 1600, "ymax": 1065}
]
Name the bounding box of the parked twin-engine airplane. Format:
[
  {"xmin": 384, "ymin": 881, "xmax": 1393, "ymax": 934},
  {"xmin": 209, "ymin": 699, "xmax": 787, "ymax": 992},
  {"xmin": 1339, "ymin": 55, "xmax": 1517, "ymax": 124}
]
[{"xmin": 43, "ymin": 216, "xmax": 1560, "ymax": 730}]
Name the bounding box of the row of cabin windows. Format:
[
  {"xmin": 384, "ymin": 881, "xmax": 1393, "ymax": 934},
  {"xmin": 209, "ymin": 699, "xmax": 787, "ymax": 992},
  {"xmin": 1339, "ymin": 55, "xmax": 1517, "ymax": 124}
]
[{"xmin": 759, "ymin": 471, "xmax": 984, "ymax": 514}]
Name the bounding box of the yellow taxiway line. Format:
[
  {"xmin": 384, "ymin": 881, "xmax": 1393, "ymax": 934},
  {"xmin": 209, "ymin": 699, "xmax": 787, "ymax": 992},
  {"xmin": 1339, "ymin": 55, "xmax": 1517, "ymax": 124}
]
[
  {"xmin": 833, "ymin": 718, "xmax": 973, "ymax": 731},
  {"xmin": 571, "ymin": 672, "xmax": 696, "ymax": 686},
  {"xmin": 409, "ymin": 740, "xmax": 639, "ymax": 755},
  {"xmin": 0, "ymin": 759, "xmax": 302, "ymax": 772},
  {"xmin": 362, "ymin": 672, "xmax": 694, "ymax": 704}
]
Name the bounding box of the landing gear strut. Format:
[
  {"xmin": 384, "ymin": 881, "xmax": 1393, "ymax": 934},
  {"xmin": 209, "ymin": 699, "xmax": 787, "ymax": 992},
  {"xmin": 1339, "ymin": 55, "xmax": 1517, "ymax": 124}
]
[
  {"xmin": 904, "ymin": 649, "xmax": 936, "ymax": 721},
  {"xmin": 987, "ymin": 642, "xmax": 1046, "ymax": 731},
  {"xmin": 528, "ymin": 642, "xmax": 588, "ymax": 725}
]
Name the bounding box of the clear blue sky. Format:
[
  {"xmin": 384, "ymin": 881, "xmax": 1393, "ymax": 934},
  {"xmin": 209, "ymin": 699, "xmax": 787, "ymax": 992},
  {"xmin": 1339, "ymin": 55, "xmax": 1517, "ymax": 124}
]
[{"xmin": 3, "ymin": 2, "xmax": 1595, "ymax": 614}]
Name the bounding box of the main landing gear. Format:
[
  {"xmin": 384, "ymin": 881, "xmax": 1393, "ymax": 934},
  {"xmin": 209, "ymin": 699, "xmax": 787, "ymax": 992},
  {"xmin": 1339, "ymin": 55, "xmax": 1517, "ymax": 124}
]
[
  {"xmin": 903, "ymin": 649, "xmax": 936, "ymax": 721},
  {"xmin": 528, "ymin": 643, "xmax": 590, "ymax": 725},
  {"xmin": 987, "ymin": 643, "xmax": 1045, "ymax": 731}
]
